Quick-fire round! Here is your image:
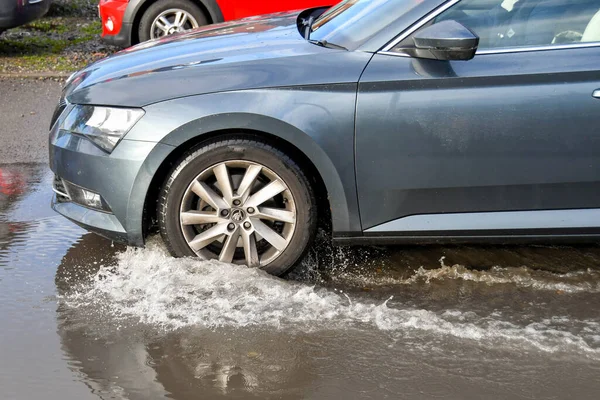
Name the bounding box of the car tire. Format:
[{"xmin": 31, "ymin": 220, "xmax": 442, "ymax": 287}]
[
  {"xmin": 158, "ymin": 138, "xmax": 317, "ymax": 276},
  {"xmin": 138, "ymin": 0, "xmax": 208, "ymax": 43}
]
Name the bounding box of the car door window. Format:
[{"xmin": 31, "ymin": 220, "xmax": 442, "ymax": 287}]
[{"xmin": 390, "ymin": 0, "xmax": 600, "ymax": 53}]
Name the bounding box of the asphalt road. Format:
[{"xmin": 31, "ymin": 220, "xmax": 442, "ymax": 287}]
[{"xmin": 0, "ymin": 78, "xmax": 63, "ymax": 163}]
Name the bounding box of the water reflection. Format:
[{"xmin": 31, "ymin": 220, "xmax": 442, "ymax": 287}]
[
  {"xmin": 55, "ymin": 233, "xmax": 316, "ymax": 399},
  {"xmin": 0, "ymin": 163, "xmax": 43, "ymax": 260}
]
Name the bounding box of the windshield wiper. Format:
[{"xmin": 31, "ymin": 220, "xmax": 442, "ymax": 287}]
[{"xmin": 308, "ymin": 39, "xmax": 347, "ymax": 51}]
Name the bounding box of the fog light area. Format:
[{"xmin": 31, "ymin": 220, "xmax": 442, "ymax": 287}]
[{"xmin": 54, "ymin": 176, "xmax": 112, "ymax": 212}]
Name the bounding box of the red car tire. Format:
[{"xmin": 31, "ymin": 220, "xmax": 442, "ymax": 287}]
[{"xmin": 138, "ymin": 0, "xmax": 208, "ymax": 42}]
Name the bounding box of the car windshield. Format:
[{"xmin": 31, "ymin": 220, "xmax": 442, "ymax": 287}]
[{"xmin": 310, "ymin": 0, "xmax": 425, "ymax": 49}]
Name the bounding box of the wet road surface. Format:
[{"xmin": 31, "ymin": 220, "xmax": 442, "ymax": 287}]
[
  {"xmin": 2, "ymin": 163, "xmax": 600, "ymax": 399},
  {"xmin": 0, "ymin": 78, "xmax": 63, "ymax": 164}
]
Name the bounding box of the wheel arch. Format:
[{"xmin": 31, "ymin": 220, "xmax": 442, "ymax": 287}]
[
  {"xmin": 137, "ymin": 116, "xmax": 352, "ymax": 241},
  {"xmin": 128, "ymin": 0, "xmax": 225, "ymax": 44}
]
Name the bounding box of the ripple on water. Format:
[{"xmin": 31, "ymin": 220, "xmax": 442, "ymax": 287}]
[
  {"xmin": 60, "ymin": 239, "xmax": 600, "ymax": 360},
  {"xmin": 402, "ymin": 256, "xmax": 600, "ymax": 293},
  {"xmin": 298, "ymin": 249, "xmax": 600, "ymax": 294}
]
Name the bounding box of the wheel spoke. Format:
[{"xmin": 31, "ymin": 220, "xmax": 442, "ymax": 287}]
[
  {"xmin": 174, "ymin": 11, "xmax": 184, "ymax": 27},
  {"xmin": 181, "ymin": 210, "xmax": 222, "ymax": 225},
  {"xmin": 245, "ymin": 180, "xmax": 286, "ymax": 208},
  {"xmin": 179, "ymin": 13, "xmax": 189, "ymax": 28},
  {"xmin": 155, "ymin": 21, "xmax": 168, "ymax": 33},
  {"xmin": 252, "ymin": 219, "xmax": 287, "ymax": 251},
  {"xmin": 257, "ymin": 207, "xmax": 295, "ymax": 224},
  {"xmin": 157, "ymin": 16, "xmax": 170, "ymax": 32},
  {"xmin": 189, "ymin": 222, "xmax": 228, "ymax": 251},
  {"xmin": 213, "ymin": 164, "xmax": 234, "ymax": 205},
  {"xmin": 241, "ymin": 230, "xmax": 259, "ymax": 267},
  {"xmin": 191, "ymin": 180, "xmax": 228, "ymax": 210},
  {"xmin": 219, "ymin": 227, "xmax": 239, "ymax": 263},
  {"xmin": 237, "ymin": 165, "xmax": 261, "ymax": 201}
]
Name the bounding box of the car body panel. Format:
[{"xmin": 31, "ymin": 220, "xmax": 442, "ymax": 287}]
[
  {"xmin": 356, "ymin": 47, "xmax": 600, "ymax": 231},
  {"xmin": 49, "ymin": 129, "xmax": 175, "ymax": 246},
  {"xmin": 50, "ymin": 85, "xmax": 361, "ymax": 243},
  {"xmin": 99, "ymin": 0, "xmax": 129, "ymax": 35},
  {"xmin": 134, "ymin": 87, "xmax": 363, "ymax": 233},
  {"xmin": 68, "ymin": 12, "xmax": 371, "ymax": 107},
  {"xmin": 215, "ymin": 0, "xmax": 329, "ymax": 21}
]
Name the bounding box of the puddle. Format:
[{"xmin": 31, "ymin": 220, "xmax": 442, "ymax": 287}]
[
  {"xmin": 58, "ymin": 238, "xmax": 600, "ymax": 359},
  {"xmin": 3, "ymin": 163, "xmax": 600, "ymax": 399}
]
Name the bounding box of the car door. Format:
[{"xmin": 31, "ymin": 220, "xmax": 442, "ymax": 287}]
[{"xmin": 355, "ymin": 0, "xmax": 600, "ymax": 235}]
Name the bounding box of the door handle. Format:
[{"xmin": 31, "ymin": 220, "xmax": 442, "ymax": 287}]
[{"xmin": 594, "ymin": 90, "xmax": 600, "ymax": 99}]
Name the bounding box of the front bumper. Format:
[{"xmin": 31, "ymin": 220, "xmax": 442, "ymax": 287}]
[
  {"xmin": 100, "ymin": 0, "xmax": 132, "ymax": 47},
  {"xmin": 49, "ymin": 114, "xmax": 174, "ymax": 246},
  {"xmin": 101, "ymin": 22, "xmax": 132, "ymax": 47},
  {"xmin": 51, "ymin": 197, "xmax": 129, "ymax": 243}
]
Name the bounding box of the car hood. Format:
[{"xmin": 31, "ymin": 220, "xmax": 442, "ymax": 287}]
[{"xmin": 65, "ymin": 10, "xmax": 359, "ymax": 107}]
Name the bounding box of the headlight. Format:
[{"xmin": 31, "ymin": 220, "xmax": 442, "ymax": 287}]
[{"xmin": 61, "ymin": 105, "xmax": 144, "ymax": 153}]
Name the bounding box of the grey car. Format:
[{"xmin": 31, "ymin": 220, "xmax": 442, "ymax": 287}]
[{"xmin": 49, "ymin": 0, "xmax": 600, "ymax": 275}]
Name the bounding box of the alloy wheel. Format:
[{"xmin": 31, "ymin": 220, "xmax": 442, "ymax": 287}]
[
  {"xmin": 150, "ymin": 9, "xmax": 199, "ymax": 39},
  {"xmin": 179, "ymin": 160, "xmax": 297, "ymax": 267}
]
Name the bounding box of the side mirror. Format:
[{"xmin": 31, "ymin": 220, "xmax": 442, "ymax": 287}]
[{"xmin": 410, "ymin": 20, "xmax": 479, "ymax": 61}]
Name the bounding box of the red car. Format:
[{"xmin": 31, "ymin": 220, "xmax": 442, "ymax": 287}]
[{"xmin": 99, "ymin": 0, "xmax": 335, "ymax": 47}]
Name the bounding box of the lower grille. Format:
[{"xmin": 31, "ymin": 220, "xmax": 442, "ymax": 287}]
[{"xmin": 52, "ymin": 175, "xmax": 70, "ymax": 203}]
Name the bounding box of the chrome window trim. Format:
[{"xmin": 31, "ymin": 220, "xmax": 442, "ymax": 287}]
[
  {"xmin": 379, "ymin": 0, "xmax": 600, "ymax": 56},
  {"xmin": 379, "ymin": 42, "xmax": 600, "ymax": 58},
  {"xmin": 476, "ymin": 42, "xmax": 600, "ymax": 54},
  {"xmin": 378, "ymin": 51, "xmax": 411, "ymax": 58}
]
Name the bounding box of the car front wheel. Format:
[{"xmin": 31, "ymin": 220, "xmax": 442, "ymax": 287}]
[
  {"xmin": 138, "ymin": 0, "xmax": 208, "ymax": 42},
  {"xmin": 158, "ymin": 138, "xmax": 317, "ymax": 276}
]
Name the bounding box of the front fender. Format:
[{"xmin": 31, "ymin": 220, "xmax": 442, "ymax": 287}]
[{"xmin": 127, "ymin": 88, "xmax": 361, "ymax": 236}]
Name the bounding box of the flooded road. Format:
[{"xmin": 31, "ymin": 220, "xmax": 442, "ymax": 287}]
[{"xmin": 2, "ymin": 163, "xmax": 600, "ymax": 399}]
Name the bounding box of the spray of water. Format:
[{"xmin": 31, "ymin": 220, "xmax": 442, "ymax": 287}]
[{"xmin": 60, "ymin": 241, "xmax": 600, "ymax": 358}]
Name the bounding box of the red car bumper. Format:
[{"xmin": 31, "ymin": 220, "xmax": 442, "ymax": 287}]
[{"xmin": 99, "ymin": 0, "xmax": 130, "ymax": 46}]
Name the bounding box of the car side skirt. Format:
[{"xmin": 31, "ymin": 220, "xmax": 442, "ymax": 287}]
[
  {"xmin": 333, "ymin": 233, "xmax": 600, "ymax": 246},
  {"xmin": 333, "ymin": 209, "xmax": 600, "ymax": 245}
]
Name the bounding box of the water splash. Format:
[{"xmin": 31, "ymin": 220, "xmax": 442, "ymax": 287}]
[{"xmin": 60, "ymin": 242, "xmax": 600, "ymax": 358}]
